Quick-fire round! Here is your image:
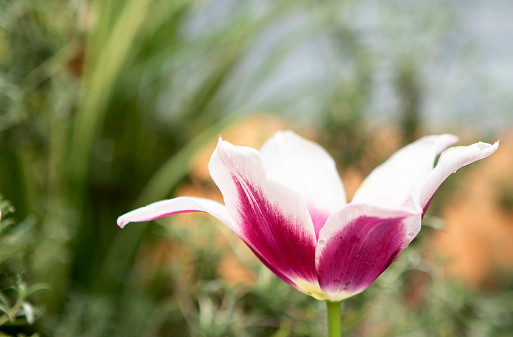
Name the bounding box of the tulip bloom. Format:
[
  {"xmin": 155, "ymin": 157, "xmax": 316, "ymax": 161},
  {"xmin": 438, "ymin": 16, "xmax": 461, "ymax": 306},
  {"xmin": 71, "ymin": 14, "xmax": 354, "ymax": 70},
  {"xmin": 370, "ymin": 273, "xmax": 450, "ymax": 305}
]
[{"xmin": 118, "ymin": 131, "xmax": 498, "ymax": 302}]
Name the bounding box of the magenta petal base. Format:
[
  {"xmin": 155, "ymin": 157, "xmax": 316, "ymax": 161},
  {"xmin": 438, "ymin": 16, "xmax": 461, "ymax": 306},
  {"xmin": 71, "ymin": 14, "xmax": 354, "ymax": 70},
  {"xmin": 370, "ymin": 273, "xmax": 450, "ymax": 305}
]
[{"xmin": 317, "ymin": 216, "xmax": 406, "ymax": 300}]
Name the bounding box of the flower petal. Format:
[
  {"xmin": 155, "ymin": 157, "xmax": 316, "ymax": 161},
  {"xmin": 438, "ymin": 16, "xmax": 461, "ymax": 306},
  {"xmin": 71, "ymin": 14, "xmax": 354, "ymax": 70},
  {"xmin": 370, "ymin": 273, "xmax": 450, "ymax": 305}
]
[
  {"xmin": 419, "ymin": 140, "xmax": 499, "ymax": 211},
  {"xmin": 316, "ymin": 204, "xmax": 419, "ymax": 302},
  {"xmin": 209, "ymin": 136, "xmax": 320, "ymax": 293},
  {"xmin": 352, "ymin": 134, "xmax": 458, "ymax": 207},
  {"xmin": 117, "ymin": 196, "xmax": 235, "ymax": 231},
  {"xmin": 259, "ymin": 131, "xmax": 346, "ymax": 237}
]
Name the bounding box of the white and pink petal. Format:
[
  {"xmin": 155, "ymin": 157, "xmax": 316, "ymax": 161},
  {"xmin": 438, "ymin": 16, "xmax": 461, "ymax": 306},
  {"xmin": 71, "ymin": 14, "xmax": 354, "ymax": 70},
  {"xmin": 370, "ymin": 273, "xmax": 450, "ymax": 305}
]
[
  {"xmin": 419, "ymin": 140, "xmax": 499, "ymax": 211},
  {"xmin": 352, "ymin": 134, "xmax": 458, "ymax": 208},
  {"xmin": 117, "ymin": 196, "xmax": 235, "ymax": 232},
  {"xmin": 315, "ymin": 204, "xmax": 420, "ymax": 302},
  {"xmin": 259, "ymin": 131, "xmax": 346, "ymax": 237},
  {"xmin": 208, "ymin": 137, "xmax": 319, "ymax": 292}
]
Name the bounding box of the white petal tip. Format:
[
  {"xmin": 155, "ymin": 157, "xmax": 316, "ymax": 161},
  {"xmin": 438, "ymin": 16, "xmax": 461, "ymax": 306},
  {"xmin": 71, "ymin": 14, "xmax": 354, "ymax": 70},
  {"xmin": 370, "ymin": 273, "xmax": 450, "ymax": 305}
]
[
  {"xmin": 474, "ymin": 140, "xmax": 499, "ymax": 158},
  {"xmin": 117, "ymin": 217, "xmax": 128, "ymax": 228},
  {"xmin": 488, "ymin": 140, "xmax": 500, "ymax": 151}
]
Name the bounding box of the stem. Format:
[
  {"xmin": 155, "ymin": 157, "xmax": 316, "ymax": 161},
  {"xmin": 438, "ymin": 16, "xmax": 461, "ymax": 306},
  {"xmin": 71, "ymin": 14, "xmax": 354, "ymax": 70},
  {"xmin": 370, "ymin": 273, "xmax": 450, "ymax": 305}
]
[{"xmin": 326, "ymin": 300, "xmax": 341, "ymax": 337}]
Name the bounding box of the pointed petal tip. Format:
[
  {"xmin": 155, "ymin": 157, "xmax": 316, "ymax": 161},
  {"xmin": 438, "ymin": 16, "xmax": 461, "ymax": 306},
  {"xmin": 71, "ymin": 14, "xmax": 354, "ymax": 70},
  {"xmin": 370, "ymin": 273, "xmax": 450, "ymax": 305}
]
[
  {"xmin": 215, "ymin": 134, "xmax": 232, "ymax": 153},
  {"xmin": 483, "ymin": 139, "xmax": 500, "ymax": 152},
  {"xmin": 419, "ymin": 138, "xmax": 500, "ymax": 209},
  {"xmin": 117, "ymin": 216, "xmax": 128, "ymax": 229},
  {"xmin": 478, "ymin": 140, "xmax": 499, "ymax": 158},
  {"xmin": 446, "ymin": 139, "xmax": 499, "ymax": 163}
]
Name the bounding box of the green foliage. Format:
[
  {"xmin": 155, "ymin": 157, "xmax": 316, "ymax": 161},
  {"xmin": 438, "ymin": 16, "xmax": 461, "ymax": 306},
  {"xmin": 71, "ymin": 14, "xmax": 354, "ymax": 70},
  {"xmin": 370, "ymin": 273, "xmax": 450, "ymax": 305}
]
[{"xmin": 0, "ymin": 198, "xmax": 43, "ymax": 335}]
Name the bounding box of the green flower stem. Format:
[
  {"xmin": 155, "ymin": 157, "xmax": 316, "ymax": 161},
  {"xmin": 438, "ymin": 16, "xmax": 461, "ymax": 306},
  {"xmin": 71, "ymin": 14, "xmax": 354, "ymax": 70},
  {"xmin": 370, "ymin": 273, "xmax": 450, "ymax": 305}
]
[{"xmin": 326, "ymin": 300, "xmax": 341, "ymax": 337}]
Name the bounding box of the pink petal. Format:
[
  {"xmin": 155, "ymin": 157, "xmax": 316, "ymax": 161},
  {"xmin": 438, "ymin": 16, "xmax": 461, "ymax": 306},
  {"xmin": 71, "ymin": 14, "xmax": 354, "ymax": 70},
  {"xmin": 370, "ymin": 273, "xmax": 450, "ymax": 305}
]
[
  {"xmin": 259, "ymin": 131, "xmax": 346, "ymax": 237},
  {"xmin": 209, "ymin": 137, "xmax": 319, "ymax": 289},
  {"xmin": 315, "ymin": 204, "xmax": 419, "ymax": 301},
  {"xmin": 419, "ymin": 140, "xmax": 499, "ymax": 211},
  {"xmin": 352, "ymin": 134, "xmax": 458, "ymax": 207},
  {"xmin": 117, "ymin": 197, "xmax": 236, "ymax": 232}
]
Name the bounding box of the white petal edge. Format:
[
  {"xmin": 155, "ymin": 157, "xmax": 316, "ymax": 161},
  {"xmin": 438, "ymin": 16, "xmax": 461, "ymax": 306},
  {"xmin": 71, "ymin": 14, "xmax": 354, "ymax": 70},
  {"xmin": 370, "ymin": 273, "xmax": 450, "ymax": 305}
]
[
  {"xmin": 117, "ymin": 196, "xmax": 237, "ymax": 234},
  {"xmin": 418, "ymin": 140, "xmax": 499, "ymax": 208},
  {"xmin": 259, "ymin": 130, "xmax": 346, "ymax": 213},
  {"xmin": 352, "ymin": 134, "xmax": 459, "ymax": 207}
]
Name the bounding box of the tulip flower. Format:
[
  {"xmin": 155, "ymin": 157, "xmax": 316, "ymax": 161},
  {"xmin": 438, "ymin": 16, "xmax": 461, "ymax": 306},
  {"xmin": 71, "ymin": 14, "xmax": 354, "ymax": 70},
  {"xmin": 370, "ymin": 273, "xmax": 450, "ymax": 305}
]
[{"xmin": 118, "ymin": 131, "xmax": 498, "ymax": 336}]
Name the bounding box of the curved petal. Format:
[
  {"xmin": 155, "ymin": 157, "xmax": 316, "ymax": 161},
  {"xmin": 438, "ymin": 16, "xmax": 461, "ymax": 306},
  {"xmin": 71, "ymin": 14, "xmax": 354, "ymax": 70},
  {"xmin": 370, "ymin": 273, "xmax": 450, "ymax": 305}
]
[
  {"xmin": 352, "ymin": 134, "xmax": 458, "ymax": 207},
  {"xmin": 419, "ymin": 140, "xmax": 499, "ymax": 211},
  {"xmin": 316, "ymin": 204, "xmax": 420, "ymax": 302},
  {"xmin": 259, "ymin": 131, "xmax": 346, "ymax": 237},
  {"xmin": 209, "ymin": 136, "xmax": 320, "ymax": 295},
  {"xmin": 117, "ymin": 196, "xmax": 236, "ymax": 231}
]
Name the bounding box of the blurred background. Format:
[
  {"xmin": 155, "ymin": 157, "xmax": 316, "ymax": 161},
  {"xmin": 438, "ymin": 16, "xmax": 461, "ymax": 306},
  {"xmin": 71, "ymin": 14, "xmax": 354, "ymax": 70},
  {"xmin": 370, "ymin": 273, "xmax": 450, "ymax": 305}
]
[{"xmin": 0, "ymin": 0, "xmax": 512, "ymax": 336}]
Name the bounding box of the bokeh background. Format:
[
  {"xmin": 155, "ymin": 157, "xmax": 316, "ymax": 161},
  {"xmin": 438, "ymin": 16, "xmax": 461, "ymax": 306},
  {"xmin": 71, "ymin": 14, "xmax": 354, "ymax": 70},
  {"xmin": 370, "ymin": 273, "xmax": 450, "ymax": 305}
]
[{"xmin": 0, "ymin": 0, "xmax": 512, "ymax": 336}]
